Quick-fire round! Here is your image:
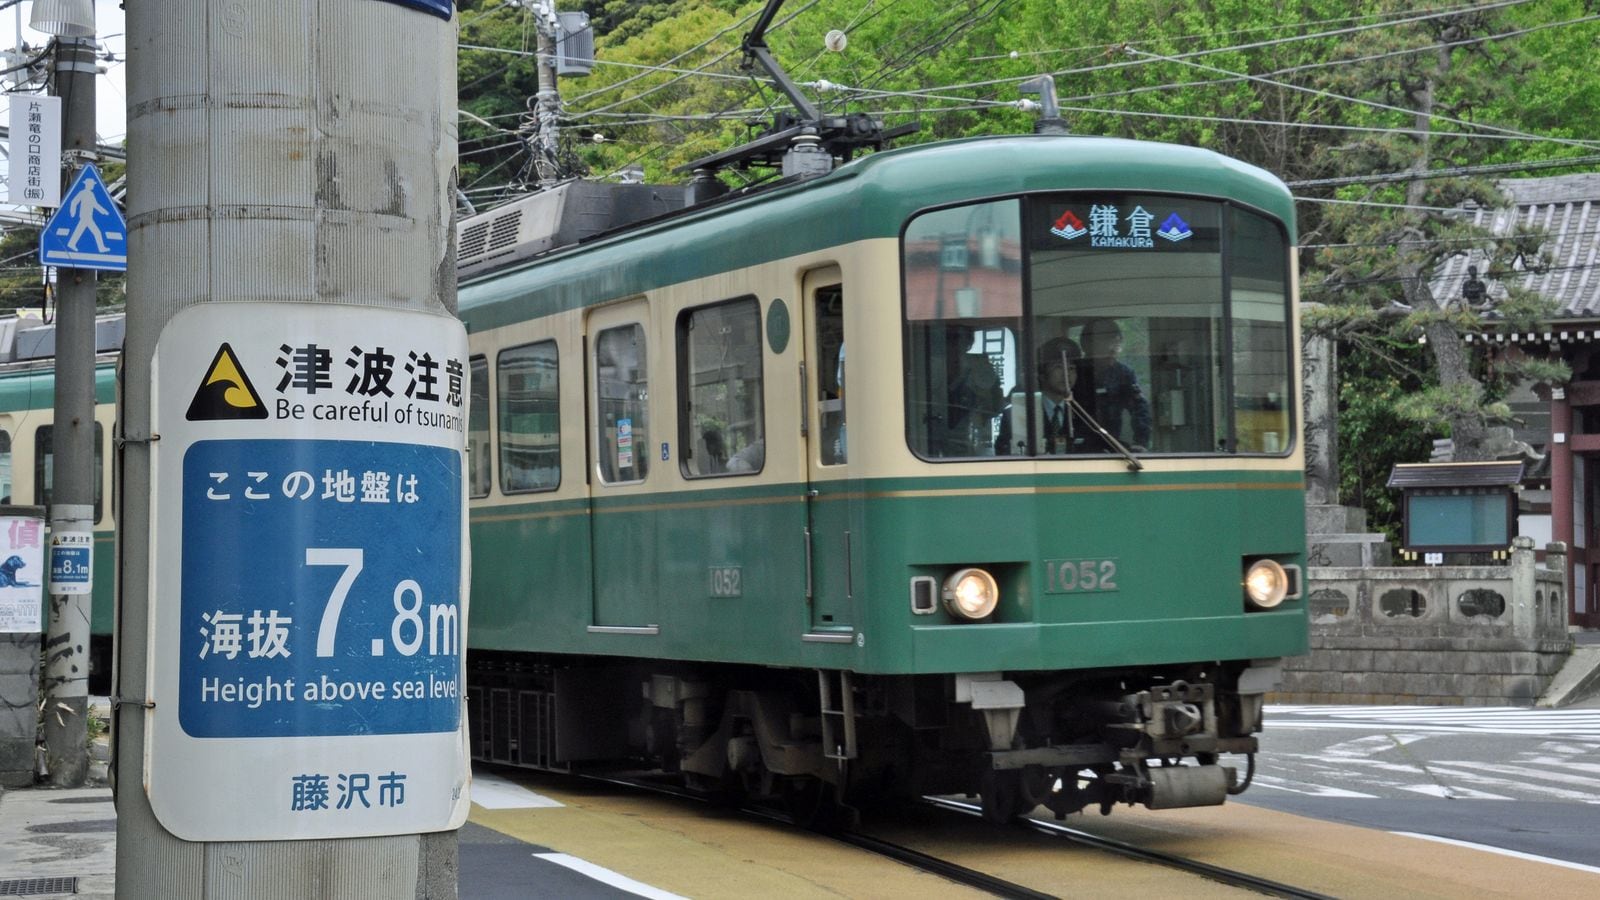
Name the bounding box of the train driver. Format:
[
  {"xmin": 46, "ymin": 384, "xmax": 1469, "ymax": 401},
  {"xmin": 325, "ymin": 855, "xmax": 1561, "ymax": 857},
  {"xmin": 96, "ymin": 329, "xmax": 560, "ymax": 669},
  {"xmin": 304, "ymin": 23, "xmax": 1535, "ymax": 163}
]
[
  {"xmin": 1077, "ymin": 319, "xmax": 1152, "ymax": 453},
  {"xmin": 996, "ymin": 337, "xmax": 1083, "ymax": 456},
  {"xmin": 934, "ymin": 324, "xmax": 1005, "ymax": 457}
]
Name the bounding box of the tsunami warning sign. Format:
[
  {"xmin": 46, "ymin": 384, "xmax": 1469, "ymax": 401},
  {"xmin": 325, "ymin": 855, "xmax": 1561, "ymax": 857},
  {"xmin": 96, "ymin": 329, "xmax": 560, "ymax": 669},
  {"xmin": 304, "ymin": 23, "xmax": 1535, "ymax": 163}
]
[{"xmin": 147, "ymin": 302, "xmax": 471, "ymax": 841}]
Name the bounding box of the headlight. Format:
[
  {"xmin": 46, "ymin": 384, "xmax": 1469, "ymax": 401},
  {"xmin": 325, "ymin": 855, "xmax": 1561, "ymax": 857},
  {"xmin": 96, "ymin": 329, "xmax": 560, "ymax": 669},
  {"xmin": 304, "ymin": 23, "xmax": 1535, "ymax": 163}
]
[
  {"xmin": 1243, "ymin": 559, "xmax": 1289, "ymax": 610},
  {"xmin": 943, "ymin": 568, "xmax": 999, "ymax": 620}
]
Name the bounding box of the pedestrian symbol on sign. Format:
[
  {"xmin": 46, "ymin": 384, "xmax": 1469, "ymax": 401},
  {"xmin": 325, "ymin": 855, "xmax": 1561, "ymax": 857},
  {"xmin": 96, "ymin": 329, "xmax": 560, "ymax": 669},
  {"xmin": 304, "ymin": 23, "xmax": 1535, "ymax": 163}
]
[
  {"xmin": 67, "ymin": 179, "xmax": 110, "ymax": 252},
  {"xmin": 38, "ymin": 164, "xmax": 127, "ymax": 272}
]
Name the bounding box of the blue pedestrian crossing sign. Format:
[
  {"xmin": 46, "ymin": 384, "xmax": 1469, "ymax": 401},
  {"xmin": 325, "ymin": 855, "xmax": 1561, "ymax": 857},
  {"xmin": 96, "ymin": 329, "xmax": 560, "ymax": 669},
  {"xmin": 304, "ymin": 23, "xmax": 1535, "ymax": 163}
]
[{"xmin": 39, "ymin": 164, "xmax": 127, "ymax": 272}]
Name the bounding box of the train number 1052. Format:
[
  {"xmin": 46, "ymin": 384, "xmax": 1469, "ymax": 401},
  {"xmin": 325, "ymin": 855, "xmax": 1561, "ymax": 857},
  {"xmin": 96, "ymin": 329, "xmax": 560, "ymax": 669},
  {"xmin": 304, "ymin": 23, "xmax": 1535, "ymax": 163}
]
[{"xmin": 1044, "ymin": 558, "xmax": 1119, "ymax": 594}]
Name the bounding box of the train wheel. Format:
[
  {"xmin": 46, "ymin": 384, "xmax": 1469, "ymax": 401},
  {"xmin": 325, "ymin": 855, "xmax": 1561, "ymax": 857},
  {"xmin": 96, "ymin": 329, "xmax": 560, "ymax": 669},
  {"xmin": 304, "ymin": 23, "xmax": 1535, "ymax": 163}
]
[
  {"xmin": 1018, "ymin": 765, "xmax": 1053, "ymax": 810},
  {"xmin": 783, "ymin": 776, "xmax": 840, "ymax": 831},
  {"xmin": 980, "ymin": 770, "xmax": 1022, "ymax": 824}
]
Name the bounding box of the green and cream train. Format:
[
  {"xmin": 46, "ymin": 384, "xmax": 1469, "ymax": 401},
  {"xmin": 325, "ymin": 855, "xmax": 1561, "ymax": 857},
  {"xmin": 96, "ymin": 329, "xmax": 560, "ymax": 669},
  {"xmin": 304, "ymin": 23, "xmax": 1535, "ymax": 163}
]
[
  {"xmin": 0, "ymin": 316, "xmax": 121, "ymax": 688},
  {"xmin": 474, "ymin": 133, "xmax": 1308, "ymax": 821}
]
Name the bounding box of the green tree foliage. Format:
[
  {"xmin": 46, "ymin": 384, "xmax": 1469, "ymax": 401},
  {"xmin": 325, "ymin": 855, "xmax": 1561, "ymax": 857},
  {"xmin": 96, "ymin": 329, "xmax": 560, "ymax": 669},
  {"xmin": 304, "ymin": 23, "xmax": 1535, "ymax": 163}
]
[
  {"xmin": 1297, "ymin": 2, "xmax": 1575, "ymax": 465},
  {"xmin": 1337, "ymin": 350, "xmax": 1435, "ymax": 544},
  {"xmin": 0, "ymin": 227, "xmax": 46, "ymax": 313}
]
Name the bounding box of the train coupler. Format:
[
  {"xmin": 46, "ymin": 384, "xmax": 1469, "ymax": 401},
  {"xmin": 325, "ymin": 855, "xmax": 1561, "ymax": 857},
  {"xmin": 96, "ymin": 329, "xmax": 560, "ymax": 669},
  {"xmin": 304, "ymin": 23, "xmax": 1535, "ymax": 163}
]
[{"xmin": 1105, "ymin": 762, "xmax": 1231, "ymax": 810}]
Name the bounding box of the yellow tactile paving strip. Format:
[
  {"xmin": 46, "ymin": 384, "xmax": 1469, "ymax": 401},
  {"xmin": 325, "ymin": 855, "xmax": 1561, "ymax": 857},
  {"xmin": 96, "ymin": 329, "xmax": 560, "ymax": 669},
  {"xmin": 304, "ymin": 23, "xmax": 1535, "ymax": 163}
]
[
  {"xmin": 471, "ymin": 777, "xmax": 987, "ymax": 898},
  {"xmin": 473, "ymin": 776, "xmax": 1600, "ymax": 899},
  {"xmin": 955, "ymin": 802, "xmax": 1600, "ymax": 899}
]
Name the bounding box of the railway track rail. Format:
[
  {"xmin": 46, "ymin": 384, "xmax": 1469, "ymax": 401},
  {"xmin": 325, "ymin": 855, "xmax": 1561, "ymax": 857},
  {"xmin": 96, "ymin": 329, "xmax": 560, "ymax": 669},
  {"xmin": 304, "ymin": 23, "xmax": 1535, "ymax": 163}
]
[
  {"xmin": 549, "ymin": 768, "xmax": 1334, "ymax": 899},
  {"xmin": 925, "ymin": 796, "xmax": 1336, "ymax": 900}
]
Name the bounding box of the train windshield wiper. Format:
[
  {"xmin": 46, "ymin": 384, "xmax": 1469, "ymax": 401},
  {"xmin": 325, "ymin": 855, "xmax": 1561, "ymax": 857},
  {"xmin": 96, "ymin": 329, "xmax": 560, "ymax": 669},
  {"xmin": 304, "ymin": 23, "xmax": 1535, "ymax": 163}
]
[{"xmin": 1063, "ymin": 394, "xmax": 1143, "ymax": 472}]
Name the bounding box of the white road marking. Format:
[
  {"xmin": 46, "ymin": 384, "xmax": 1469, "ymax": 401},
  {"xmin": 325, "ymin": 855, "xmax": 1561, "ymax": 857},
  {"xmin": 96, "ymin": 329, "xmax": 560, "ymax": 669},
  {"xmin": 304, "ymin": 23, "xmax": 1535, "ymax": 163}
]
[
  {"xmin": 1414, "ymin": 765, "xmax": 1600, "ymax": 803},
  {"xmin": 1390, "ymin": 832, "xmax": 1600, "ymax": 876},
  {"xmin": 1395, "ymin": 783, "xmax": 1511, "ymax": 800},
  {"xmin": 1268, "ymin": 706, "xmax": 1600, "ymax": 739},
  {"xmin": 1318, "ymin": 733, "xmax": 1433, "ymax": 758},
  {"xmin": 1436, "ymin": 760, "xmax": 1600, "ymax": 792},
  {"xmin": 534, "ymin": 853, "xmax": 689, "ymax": 900},
  {"xmin": 470, "ymin": 773, "xmax": 565, "ymax": 809},
  {"xmin": 1249, "ymin": 775, "xmax": 1377, "ymax": 798}
]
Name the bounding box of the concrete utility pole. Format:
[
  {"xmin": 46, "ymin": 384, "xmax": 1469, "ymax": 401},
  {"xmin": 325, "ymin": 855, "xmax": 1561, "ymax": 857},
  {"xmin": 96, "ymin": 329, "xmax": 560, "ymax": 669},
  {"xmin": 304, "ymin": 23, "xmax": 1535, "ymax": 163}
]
[
  {"xmin": 120, "ymin": 2, "xmax": 463, "ymax": 897},
  {"xmin": 41, "ymin": 30, "xmax": 99, "ymax": 790},
  {"xmin": 531, "ymin": 0, "xmax": 562, "ymax": 187}
]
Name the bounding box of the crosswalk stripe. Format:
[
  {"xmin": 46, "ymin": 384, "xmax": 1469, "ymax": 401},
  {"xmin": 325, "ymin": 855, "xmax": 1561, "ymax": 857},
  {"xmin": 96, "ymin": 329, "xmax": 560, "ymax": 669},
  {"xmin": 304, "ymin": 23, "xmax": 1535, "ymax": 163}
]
[
  {"xmin": 1249, "ymin": 775, "xmax": 1378, "ymax": 798},
  {"xmin": 1267, "ymin": 705, "xmax": 1600, "ymax": 738},
  {"xmin": 1439, "ymin": 760, "xmax": 1600, "ymax": 792},
  {"xmin": 1415, "ymin": 765, "xmax": 1600, "ymax": 803}
]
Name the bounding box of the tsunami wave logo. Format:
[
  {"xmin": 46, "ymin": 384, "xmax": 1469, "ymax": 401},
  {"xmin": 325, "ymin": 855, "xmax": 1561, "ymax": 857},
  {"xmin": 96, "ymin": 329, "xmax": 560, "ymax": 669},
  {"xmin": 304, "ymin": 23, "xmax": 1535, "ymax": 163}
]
[{"xmin": 186, "ymin": 343, "xmax": 268, "ymax": 421}]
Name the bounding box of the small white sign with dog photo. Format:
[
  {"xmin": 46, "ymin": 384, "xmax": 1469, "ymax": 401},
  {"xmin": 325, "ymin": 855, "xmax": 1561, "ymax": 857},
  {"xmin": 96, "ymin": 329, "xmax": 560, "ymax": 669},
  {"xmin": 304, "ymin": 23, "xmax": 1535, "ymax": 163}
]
[{"xmin": 0, "ymin": 515, "xmax": 46, "ymax": 632}]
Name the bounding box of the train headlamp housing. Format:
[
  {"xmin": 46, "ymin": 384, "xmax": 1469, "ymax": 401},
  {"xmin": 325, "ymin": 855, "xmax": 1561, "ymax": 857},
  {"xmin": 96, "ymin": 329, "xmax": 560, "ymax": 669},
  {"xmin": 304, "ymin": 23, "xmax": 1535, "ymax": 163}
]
[
  {"xmin": 1243, "ymin": 559, "xmax": 1290, "ymax": 610},
  {"xmin": 943, "ymin": 568, "xmax": 999, "ymax": 620}
]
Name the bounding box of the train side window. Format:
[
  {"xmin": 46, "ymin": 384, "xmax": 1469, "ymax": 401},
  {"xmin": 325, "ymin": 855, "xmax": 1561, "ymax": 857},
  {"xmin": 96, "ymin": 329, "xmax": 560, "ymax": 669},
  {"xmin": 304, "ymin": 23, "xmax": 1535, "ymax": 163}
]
[
  {"xmin": 1228, "ymin": 207, "xmax": 1292, "ymax": 453},
  {"xmin": 903, "ymin": 199, "xmax": 1021, "ymax": 459},
  {"xmin": 498, "ymin": 341, "xmax": 561, "ymax": 492},
  {"xmin": 34, "ymin": 423, "xmax": 105, "ymax": 522},
  {"xmin": 815, "ymin": 287, "xmax": 846, "ymax": 465},
  {"xmin": 467, "ymin": 356, "xmax": 491, "ymax": 498},
  {"xmin": 596, "ymin": 324, "xmax": 649, "ymax": 484},
  {"xmin": 679, "ymin": 297, "xmax": 764, "ymax": 478},
  {"xmin": 0, "ymin": 429, "xmax": 11, "ymax": 503}
]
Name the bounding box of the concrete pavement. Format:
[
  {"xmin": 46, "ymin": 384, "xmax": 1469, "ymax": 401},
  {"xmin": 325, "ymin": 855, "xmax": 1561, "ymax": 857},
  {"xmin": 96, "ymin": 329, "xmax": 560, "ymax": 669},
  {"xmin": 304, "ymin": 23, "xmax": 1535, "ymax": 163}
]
[{"xmin": 0, "ymin": 785, "xmax": 115, "ymax": 899}]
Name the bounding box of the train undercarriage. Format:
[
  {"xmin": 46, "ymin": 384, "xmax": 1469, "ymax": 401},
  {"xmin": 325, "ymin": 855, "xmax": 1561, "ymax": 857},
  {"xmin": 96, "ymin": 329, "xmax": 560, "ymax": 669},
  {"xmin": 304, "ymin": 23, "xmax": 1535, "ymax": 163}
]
[{"xmin": 466, "ymin": 651, "xmax": 1280, "ymax": 824}]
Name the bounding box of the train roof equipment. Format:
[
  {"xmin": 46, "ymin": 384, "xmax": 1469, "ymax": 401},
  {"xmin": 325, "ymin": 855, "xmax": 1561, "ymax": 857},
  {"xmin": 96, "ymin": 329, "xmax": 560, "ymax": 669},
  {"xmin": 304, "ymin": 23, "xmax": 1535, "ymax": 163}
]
[{"xmin": 0, "ymin": 311, "xmax": 125, "ymax": 372}]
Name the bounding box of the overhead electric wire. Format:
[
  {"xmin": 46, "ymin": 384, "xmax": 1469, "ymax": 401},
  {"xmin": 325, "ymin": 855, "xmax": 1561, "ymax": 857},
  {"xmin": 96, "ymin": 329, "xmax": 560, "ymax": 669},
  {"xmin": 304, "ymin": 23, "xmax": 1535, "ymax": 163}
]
[
  {"xmin": 460, "ymin": 42, "xmax": 761, "ymax": 85},
  {"xmin": 736, "ymin": 1, "xmax": 1592, "ymax": 158},
  {"xmin": 458, "ymin": 0, "xmax": 1593, "ymax": 203},
  {"xmin": 966, "ymin": 0, "xmax": 1518, "ymax": 62},
  {"xmin": 840, "ymin": 0, "xmax": 1541, "ymax": 103},
  {"xmin": 1052, "ymin": 11, "xmax": 1600, "ymax": 110},
  {"xmin": 562, "ymin": 2, "xmax": 779, "ymax": 109},
  {"xmin": 1298, "ymin": 196, "xmax": 1465, "ymax": 213},
  {"xmin": 573, "ymin": 2, "xmax": 823, "ymax": 121},
  {"xmin": 1288, "ymin": 154, "xmax": 1600, "ymax": 189},
  {"xmin": 1302, "ymin": 257, "xmax": 1600, "ymax": 294},
  {"xmin": 1122, "ymin": 46, "xmax": 1600, "ymax": 152}
]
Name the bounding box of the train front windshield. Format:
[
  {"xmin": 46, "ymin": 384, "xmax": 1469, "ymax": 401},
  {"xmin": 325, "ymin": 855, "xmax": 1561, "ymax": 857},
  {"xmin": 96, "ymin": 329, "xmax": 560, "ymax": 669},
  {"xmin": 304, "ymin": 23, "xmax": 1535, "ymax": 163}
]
[{"xmin": 903, "ymin": 194, "xmax": 1292, "ymax": 460}]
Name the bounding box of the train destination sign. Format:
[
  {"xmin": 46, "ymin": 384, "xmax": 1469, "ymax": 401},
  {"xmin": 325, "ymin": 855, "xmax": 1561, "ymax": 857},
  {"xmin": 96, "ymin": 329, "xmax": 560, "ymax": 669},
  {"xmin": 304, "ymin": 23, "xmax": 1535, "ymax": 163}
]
[
  {"xmin": 147, "ymin": 302, "xmax": 471, "ymax": 842},
  {"xmin": 1033, "ymin": 194, "xmax": 1218, "ymax": 254}
]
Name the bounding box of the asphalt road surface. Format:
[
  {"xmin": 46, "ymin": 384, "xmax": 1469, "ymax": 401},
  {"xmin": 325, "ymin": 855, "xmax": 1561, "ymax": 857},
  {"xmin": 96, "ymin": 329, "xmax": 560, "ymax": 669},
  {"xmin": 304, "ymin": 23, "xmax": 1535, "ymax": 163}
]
[{"xmin": 1243, "ymin": 704, "xmax": 1600, "ymax": 871}]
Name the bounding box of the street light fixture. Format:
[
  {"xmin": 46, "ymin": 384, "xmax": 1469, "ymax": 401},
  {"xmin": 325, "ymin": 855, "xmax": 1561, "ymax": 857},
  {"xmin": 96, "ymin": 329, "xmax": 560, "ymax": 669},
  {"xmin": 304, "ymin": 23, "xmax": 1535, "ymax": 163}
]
[{"xmin": 29, "ymin": 0, "xmax": 95, "ymax": 38}]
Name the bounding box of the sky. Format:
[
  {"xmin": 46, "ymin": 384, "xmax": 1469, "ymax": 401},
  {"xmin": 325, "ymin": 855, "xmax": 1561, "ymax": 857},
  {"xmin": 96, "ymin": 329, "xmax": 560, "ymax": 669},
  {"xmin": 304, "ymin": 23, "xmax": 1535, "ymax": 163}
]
[{"xmin": 1, "ymin": 1, "xmax": 128, "ymax": 146}]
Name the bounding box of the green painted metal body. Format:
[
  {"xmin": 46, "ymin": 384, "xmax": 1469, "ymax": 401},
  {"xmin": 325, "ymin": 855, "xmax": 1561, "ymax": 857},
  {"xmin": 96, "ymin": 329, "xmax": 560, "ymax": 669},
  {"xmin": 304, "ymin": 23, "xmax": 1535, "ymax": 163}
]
[{"xmin": 468, "ymin": 470, "xmax": 1307, "ymax": 675}]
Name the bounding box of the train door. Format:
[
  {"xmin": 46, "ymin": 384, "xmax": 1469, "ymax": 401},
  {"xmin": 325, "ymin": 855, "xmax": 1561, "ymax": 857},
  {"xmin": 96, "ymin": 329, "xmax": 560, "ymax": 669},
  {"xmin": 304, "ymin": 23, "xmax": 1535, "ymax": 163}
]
[
  {"xmin": 586, "ymin": 299, "xmax": 660, "ymax": 630},
  {"xmin": 803, "ymin": 270, "xmax": 855, "ymax": 632}
]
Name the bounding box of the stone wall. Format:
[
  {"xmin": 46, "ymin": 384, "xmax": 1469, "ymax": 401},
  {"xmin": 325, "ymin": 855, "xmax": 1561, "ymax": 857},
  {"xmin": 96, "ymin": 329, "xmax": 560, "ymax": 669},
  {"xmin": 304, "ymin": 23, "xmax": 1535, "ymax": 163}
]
[
  {"xmin": 0, "ymin": 633, "xmax": 40, "ymax": 787},
  {"xmin": 1279, "ymin": 538, "xmax": 1572, "ymax": 705}
]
